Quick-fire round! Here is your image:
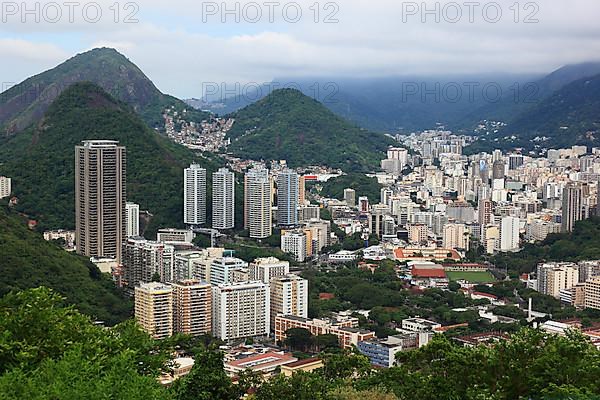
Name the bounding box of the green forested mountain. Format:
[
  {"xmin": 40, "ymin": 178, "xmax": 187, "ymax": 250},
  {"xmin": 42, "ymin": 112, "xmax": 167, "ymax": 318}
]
[
  {"xmin": 0, "ymin": 47, "xmax": 208, "ymax": 134},
  {"xmin": 499, "ymin": 73, "xmax": 600, "ymax": 149},
  {"xmin": 227, "ymin": 89, "xmax": 394, "ymax": 172},
  {"xmin": 0, "ymin": 209, "xmax": 131, "ymax": 325},
  {"xmin": 0, "ymin": 82, "xmax": 219, "ymax": 234}
]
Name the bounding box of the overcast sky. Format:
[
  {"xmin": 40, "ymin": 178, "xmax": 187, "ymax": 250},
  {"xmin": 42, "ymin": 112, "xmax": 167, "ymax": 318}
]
[{"xmin": 1, "ymin": 0, "xmax": 600, "ymax": 97}]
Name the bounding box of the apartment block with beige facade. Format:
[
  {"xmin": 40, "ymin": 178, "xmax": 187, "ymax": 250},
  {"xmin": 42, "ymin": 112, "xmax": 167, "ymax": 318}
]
[
  {"xmin": 275, "ymin": 315, "xmax": 375, "ymax": 349},
  {"xmin": 249, "ymin": 257, "xmax": 290, "ymax": 283},
  {"xmin": 585, "ymin": 278, "xmax": 600, "ymax": 310},
  {"xmin": 135, "ymin": 282, "xmax": 173, "ymax": 339},
  {"xmin": 270, "ymin": 274, "xmax": 308, "ymax": 330},
  {"xmin": 172, "ymin": 280, "xmax": 212, "ymax": 336},
  {"xmin": 537, "ymin": 263, "xmax": 579, "ymax": 298}
]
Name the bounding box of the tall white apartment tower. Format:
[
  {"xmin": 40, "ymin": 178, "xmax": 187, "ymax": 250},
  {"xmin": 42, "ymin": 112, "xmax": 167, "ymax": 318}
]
[
  {"xmin": 500, "ymin": 216, "xmax": 520, "ymax": 252},
  {"xmin": 184, "ymin": 164, "xmax": 207, "ymax": 227},
  {"xmin": 277, "ymin": 169, "xmax": 299, "ymax": 227},
  {"xmin": 125, "ymin": 202, "xmax": 140, "ymax": 237},
  {"xmin": 245, "ymin": 166, "xmax": 272, "ymax": 239},
  {"xmin": 249, "ymin": 257, "xmax": 290, "ymax": 283},
  {"xmin": 0, "ymin": 176, "xmax": 11, "ymax": 199},
  {"xmin": 562, "ymin": 183, "xmax": 585, "ymax": 233},
  {"xmin": 212, "ymin": 281, "xmax": 270, "ymax": 341},
  {"xmin": 212, "ymin": 168, "xmax": 235, "ymax": 230}
]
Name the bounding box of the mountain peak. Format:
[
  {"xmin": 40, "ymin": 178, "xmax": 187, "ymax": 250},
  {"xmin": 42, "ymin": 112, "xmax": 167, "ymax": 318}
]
[
  {"xmin": 227, "ymin": 87, "xmax": 393, "ymax": 171},
  {"xmin": 0, "ymin": 48, "xmax": 190, "ymax": 135}
]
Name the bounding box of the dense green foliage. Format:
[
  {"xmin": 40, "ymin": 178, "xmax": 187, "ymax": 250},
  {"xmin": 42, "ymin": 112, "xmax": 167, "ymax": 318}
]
[
  {"xmin": 0, "ymin": 208, "xmax": 131, "ymax": 325},
  {"xmin": 357, "ymin": 329, "xmax": 600, "ymax": 400},
  {"xmin": 0, "ymin": 82, "xmax": 219, "ymax": 235},
  {"xmin": 320, "ymin": 173, "xmax": 383, "ymax": 204},
  {"xmin": 4, "ymin": 287, "xmax": 600, "ymax": 399},
  {"xmin": 0, "ymin": 288, "xmax": 171, "ymax": 399},
  {"xmin": 0, "ymin": 47, "xmax": 209, "ymax": 134},
  {"xmin": 492, "ymin": 217, "xmax": 600, "ymax": 275},
  {"xmin": 227, "ymin": 89, "xmax": 393, "ymax": 172},
  {"xmin": 302, "ymin": 263, "xmax": 502, "ymax": 336}
]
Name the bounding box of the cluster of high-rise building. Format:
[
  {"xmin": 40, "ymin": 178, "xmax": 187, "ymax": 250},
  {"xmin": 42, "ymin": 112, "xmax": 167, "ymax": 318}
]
[
  {"xmin": 528, "ymin": 261, "xmax": 600, "ymax": 311},
  {"xmin": 71, "ymin": 140, "xmax": 315, "ymax": 342},
  {"xmin": 183, "ymin": 161, "xmax": 314, "ymax": 237},
  {"xmin": 322, "ymin": 132, "xmax": 600, "ymax": 263},
  {"xmin": 133, "ymin": 255, "xmax": 309, "ymax": 342},
  {"xmin": 183, "ymin": 164, "xmax": 235, "ymax": 230}
]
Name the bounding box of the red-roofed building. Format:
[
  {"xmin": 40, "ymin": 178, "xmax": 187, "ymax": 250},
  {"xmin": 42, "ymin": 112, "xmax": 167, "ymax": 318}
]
[
  {"xmin": 319, "ymin": 293, "xmax": 335, "ymax": 300},
  {"xmin": 411, "ymin": 268, "xmax": 447, "ymax": 279},
  {"xmin": 408, "ymin": 261, "xmax": 448, "ymax": 289}
]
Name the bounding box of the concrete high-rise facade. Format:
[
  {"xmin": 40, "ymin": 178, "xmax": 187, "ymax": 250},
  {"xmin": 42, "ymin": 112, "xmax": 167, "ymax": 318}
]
[
  {"xmin": 277, "ymin": 169, "xmax": 299, "ymax": 227},
  {"xmin": 212, "ymin": 281, "xmax": 270, "ymax": 341},
  {"xmin": 359, "ymin": 197, "xmax": 370, "ymax": 213},
  {"xmin": 492, "ymin": 161, "xmax": 506, "ymax": 180},
  {"xmin": 125, "ymin": 202, "xmax": 140, "ymax": 237},
  {"xmin": 443, "ymin": 223, "xmax": 469, "ymax": 251},
  {"xmin": 75, "ymin": 140, "xmax": 126, "ymax": 261},
  {"xmin": 585, "ymin": 277, "xmax": 600, "ymax": 310},
  {"xmin": 212, "ymin": 168, "xmax": 235, "ymax": 230},
  {"xmin": 0, "ymin": 176, "xmax": 11, "ymax": 199},
  {"xmin": 135, "ymin": 282, "xmax": 173, "ymax": 339},
  {"xmin": 537, "ymin": 263, "xmax": 579, "ymax": 298},
  {"xmin": 407, "ymin": 223, "xmax": 428, "ymax": 244},
  {"xmin": 500, "ymin": 216, "xmax": 520, "ymax": 252},
  {"xmin": 249, "ymin": 257, "xmax": 290, "ymax": 283},
  {"xmin": 172, "ymin": 280, "xmax": 212, "ymax": 336},
  {"xmin": 381, "ymin": 188, "xmax": 393, "ymax": 206},
  {"xmin": 562, "ymin": 184, "xmax": 585, "ymax": 233},
  {"xmin": 270, "ymin": 274, "xmax": 308, "ymax": 330},
  {"xmin": 478, "ymin": 199, "xmax": 493, "ymax": 226},
  {"xmin": 244, "ymin": 166, "xmax": 272, "ymax": 239},
  {"xmin": 344, "ymin": 188, "xmax": 356, "ymax": 207},
  {"xmin": 298, "ymin": 175, "xmax": 306, "ymax": 206},
  {"xmin": 184, "ymin": 164, "xmax": 207, "ymax": 227},
  {"xmin": 122, "ymin": 237, "xmax": 174, "ymax": 288},
  {"xmin": 210, "ymin": 257, "xmax": 248, "ymax": 286},
  {"xmin": 281, "ymin": 231, "xmax": 307, "ymax": 262}
]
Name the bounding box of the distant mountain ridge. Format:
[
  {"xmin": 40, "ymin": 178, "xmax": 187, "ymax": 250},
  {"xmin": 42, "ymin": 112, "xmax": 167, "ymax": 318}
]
[
  {"xmin": 0, "ymin": 47, "xmax": 208, "ymax": 135},
  {"xmin": 226, "ymin": 88, "xmax": 394, "ymax": 172},
  {"xmin": 497, "ymin": 73, "xmax": 600, "ymax": 150},
  {"xmin": 196, "ymin": 62, "xmax": 600, "ymax": 137}
]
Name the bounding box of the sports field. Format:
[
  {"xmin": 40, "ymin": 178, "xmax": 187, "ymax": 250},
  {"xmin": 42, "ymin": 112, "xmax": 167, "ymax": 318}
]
[{"xmin": 445, "ymin": 271, "xmax": 496, "ymax": 283}]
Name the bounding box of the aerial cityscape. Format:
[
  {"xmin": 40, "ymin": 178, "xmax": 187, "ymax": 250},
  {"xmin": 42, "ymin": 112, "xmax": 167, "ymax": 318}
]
[{"xmin": 2, "ymin": 1, "xmax": 600, "ymax": 399}]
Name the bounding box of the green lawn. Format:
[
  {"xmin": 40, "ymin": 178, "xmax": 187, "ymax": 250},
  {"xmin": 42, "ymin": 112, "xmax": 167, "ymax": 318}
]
[{"xmin": 445, "ymin": 271, "xmax": 496, "ymax": 283}]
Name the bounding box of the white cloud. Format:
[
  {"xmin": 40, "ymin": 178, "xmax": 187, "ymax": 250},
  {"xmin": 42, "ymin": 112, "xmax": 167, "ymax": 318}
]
[{"xmin": 1, "ymin": 0, "xmax": 600, "ymax": 97}]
